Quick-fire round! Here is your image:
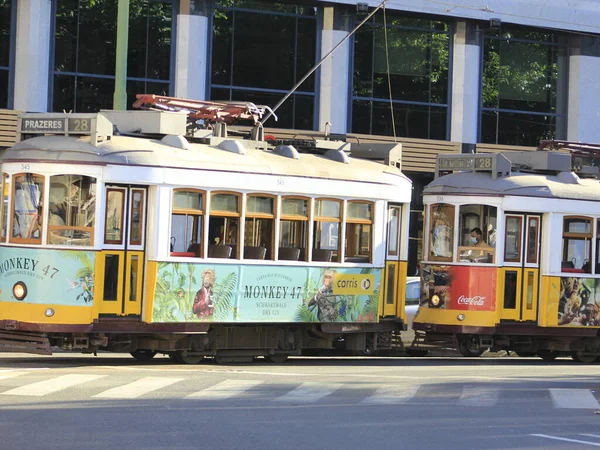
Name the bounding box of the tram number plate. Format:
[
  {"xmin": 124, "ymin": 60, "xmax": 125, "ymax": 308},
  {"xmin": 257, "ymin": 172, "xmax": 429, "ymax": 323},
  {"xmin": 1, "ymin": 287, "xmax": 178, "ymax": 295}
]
[
  {"xmin": 68, "ymin": 118, "xmax": 92, "ymax": 134},
  {"xmin": 20, "ymin": 117, "xmax": 93, "ymax": 134}
]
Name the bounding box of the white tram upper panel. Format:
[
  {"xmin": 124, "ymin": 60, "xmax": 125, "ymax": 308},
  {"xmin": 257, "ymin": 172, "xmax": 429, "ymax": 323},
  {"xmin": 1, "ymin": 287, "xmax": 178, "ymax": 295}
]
[
  {"xmin": 3, "ymin": 112, "xmax": 411, "ymax": 202},
  {"xmin": 424, "ymin": 152, "xmax": 600, "ymax": 203}
]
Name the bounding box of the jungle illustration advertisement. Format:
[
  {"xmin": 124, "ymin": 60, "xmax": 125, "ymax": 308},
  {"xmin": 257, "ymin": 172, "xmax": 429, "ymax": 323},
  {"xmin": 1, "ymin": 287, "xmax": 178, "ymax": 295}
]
[
  {"xmin": 558, "ymin": 277, "xmax": 600, "ymax": 327},
  {"xmin": 152, "ymin": 262, "xmax": 380, "ymax": 323}
]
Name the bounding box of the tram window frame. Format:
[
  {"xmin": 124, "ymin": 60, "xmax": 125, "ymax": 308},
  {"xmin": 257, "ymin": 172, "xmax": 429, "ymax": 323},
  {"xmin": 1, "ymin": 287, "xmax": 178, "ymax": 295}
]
[
  {"xmin": 526, "ymin": 216, "xmax": 540, "ymax": 264},
  {"xmin": 171, "ymin": 189, "xmax": 205, "ymax": 257},
  {"xmin": 245, "ymin": 194, "xmax": 276, "ymax": 260},
  {"xmin": 104, "ymin": 188, "xmax": 126, "ymax": 245},
  {"xmin": 209, "ymin": 191, "xmax": 241, "ymax": 259},
  {"xmin": 387, "ymin": 205, "xmax": 402, "ymax": 257},
  {"xmin": 504, "ymin": 215, "xmax": 523, "ymax": 263},
  {"xmin": 313, "ymin": 198, "xmax": 342, "ymax": 263},
  {"xmin": 47, "ymin": 174, "xmax": 96, "ymax": 247},
  {"xmin": 279, "ymin": 196, "xmax": 309, "ymax": 261},
  {"xmin": 596, "ymin": 219, "xmax": 600, "ymax": 274},
  {"xmin": 10, "ymin": 173, "xmax": 45, "ymax": 245},
  {"xmin": 345, "ymin": 200, "xmax": 373, "ymax": 263},
  {"xmin": 1, "ymin": 173, "xmax": 8, "ymax": 242},
  {"xmin": 561, "ymin": 216, "xmax": 592, "ymax": 273},
  {"xmin": 428, "ymin": 203, "xmax": 455, "ymax": 262}
]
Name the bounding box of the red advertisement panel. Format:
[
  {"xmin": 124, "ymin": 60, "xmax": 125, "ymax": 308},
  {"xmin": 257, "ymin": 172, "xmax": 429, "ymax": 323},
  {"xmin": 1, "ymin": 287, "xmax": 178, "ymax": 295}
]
[{"xmin": 448, "ymin": 266, "xmax": 496, "ymax": 311}]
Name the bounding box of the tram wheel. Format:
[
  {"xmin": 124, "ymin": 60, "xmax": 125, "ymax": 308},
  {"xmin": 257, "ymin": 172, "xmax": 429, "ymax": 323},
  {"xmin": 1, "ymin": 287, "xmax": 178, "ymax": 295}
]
[
  {"xmin": 537, "ymin": 350, "xmax": 560, "ymax": 362},
  {"xmin": 571, "ymin": 351, "xmax": 599, "ymax": 363},
  {"xmin": 130, "ymin": 349, "xmax": 157, "ymax": 361},
  {"xmin": 264, "ymin": 354, "xmax": 289, "ymax": 363},
  {"xmin": 457, "ymin": 339, "xmax": 485, "ymax": 358}
]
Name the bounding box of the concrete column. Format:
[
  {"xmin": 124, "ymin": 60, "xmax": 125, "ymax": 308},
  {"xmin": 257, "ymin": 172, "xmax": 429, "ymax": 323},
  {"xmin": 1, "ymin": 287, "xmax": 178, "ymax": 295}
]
[
  {"xmin": 450, "ymin": 21, "xmax": 482, "ymax": 150},
  {"xmin": 13, "ymin": 0, "xmax": 52, "ymax": 112},
  {"xmin": 174, "ymin": 0, "xmax": 209, "ymax": 100},
  {"xmin": 318, "ymin": 6, "xmax": 350, "ymax": 134},
  {"xmin": 567, "ymin": 36, "xmax": 600, "ymax": 142}
]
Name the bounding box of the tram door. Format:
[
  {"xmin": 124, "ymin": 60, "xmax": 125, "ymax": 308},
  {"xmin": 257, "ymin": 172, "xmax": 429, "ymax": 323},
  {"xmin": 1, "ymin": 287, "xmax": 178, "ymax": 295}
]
[
  {"xmin": 98, "ymin": 185, "xmax": 147, "ymax": 316},
  {"xmin": 499, "ymin": 214, "xmax": 541, "ymax": 322},
  {"xmin": 382, "ymin": 204, "xmax": 406, "ymax": 318}
]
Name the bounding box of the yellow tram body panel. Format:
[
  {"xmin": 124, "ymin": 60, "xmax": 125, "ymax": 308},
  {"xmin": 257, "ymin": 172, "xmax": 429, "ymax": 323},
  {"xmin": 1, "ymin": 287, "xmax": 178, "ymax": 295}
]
[{"xmin": 0, "ymin": 302, "xmax": 95, "ymax": 325}]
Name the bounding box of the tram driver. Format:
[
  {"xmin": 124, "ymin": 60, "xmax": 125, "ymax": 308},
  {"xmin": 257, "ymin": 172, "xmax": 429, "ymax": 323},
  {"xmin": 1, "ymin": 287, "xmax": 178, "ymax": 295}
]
[{"xmin": 461, "ymin": 227, "xmax": 494, "ymax": 263}]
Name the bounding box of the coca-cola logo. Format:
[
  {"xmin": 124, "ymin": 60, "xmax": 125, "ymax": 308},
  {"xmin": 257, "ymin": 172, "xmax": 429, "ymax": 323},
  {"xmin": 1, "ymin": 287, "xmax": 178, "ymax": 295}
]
[{"xmin": 457, "ymin": 295, "xmax": 486, "ymax": 306}]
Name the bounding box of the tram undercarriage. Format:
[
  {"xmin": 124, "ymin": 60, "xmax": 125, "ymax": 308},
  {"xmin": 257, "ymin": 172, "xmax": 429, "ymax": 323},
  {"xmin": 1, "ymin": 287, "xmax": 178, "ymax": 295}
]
[
  {"xmin": 413, "ymin": 327, "xmax": 600, "ymax": 362},
  {"xmin": 0, "ymin": 321, "xmax": 406, "ymax": 363}
]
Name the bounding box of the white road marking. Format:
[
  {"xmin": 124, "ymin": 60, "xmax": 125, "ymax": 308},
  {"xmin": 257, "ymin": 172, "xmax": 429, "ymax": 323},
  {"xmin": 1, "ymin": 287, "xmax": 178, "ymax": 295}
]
[
  {"xmin": 361, "ymin": 384, "xmax": 420, "ymax": 404},
  {"xmin": 186, "ymin": 380, "xmax": 262, "ymax": 400},
  {"xmin": 2, "ymin": 374, "xmax": 105, "ymax": 396},
  {"xmin": 549, "ymin": 388, "xmax": 600, "ymax": 409},
  {"xmin": 93, "ymin": 376, "xmax": 183, "ymax": 399},
  {"xmin": 0, "ymin": 371, "xmax": 30, "ymax": 380},
  {"xmin": 273, "ymin": 382, "xmax": 342, "ymax": 403},
  {"xmin": 457, "ymin": 387, "xmax": 500, "ymax": 407},
  {"xmin": 531, "ymin": 434, "xmax": 600, "ymax": 447}
]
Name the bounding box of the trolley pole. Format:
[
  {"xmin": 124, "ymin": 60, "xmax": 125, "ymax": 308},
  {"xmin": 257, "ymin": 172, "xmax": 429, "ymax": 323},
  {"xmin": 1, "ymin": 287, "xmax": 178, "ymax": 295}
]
[{"xmin": 113, "ymin": 0, "xmax": 130, "ymax": 110}]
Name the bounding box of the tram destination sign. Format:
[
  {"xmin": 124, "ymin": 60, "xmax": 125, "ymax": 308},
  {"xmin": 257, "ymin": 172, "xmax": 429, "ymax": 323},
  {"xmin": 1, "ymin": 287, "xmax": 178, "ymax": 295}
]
[
  {"xmin": 437, "ymin": 155, "xmax": 494, "ymax": 171},
  {"xmin": 436, "ymin": 153, "xmax": 510, "ymax": 179},
  {"xmin": 20, "ymin": 117, "xmax": 93, "ymax": 134}
]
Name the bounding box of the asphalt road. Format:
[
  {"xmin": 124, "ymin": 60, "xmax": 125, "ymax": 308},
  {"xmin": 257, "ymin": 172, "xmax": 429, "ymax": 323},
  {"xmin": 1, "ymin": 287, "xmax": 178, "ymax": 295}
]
[{"xmin": 1, "ymin": 353, "xmax": 599, "ymax": 450}]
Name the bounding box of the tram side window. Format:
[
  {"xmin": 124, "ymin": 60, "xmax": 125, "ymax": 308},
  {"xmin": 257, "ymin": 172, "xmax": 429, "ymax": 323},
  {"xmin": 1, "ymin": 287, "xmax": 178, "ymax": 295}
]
[
  {"xmin": 1, "ymin": 173, "xmax": 8, "ymax": 242},
  {"xmin": 48, "ymin": 175, "xmax": 96, "ymax": 246},
  {"xmin": 245, "ymin": 194, "xmax": 274, "ymax": 260},
  {"xmin": 10, "ymin": 173, "xmax": 44, "ymax": 244},
  {"xmin": 428, "ymin": 203, "xmax": 454, "ymax": 262},
  {"xmin": 457, "ymin": 205, "xmax": 496, "ymax": 264},
  {"xmin": 208, "ymin": 192, "xmax": 240, "ymax": 259},
  {"xmin": 279, "ymin": 197, "xmax": 308, "ymax": 261},
  {"xmin": 313, "ymin": 199, "xmax": 341, "ymax": 262},
  {"xmin": 562, "ymin": 216, "xmax": 592, "ymax": 273},
  {"xmin": 171, "ymin": 189, "xmax": 204, "ymax": 257},
  {"xmin": 345, "ymin": 201, "xmax": 372, "ymax": 263}
]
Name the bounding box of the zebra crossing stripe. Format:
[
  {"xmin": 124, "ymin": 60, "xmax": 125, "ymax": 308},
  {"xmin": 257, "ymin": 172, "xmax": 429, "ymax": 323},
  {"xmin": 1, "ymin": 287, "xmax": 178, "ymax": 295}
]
[
  {"xmin": 0, "ymin": 371, "xmax": 30, "ymax": 381},
  {"xmin": 273, "ymin": 382, "xmax": 343, "ymax": 403},
  {"xmin": 93, "ymin": 376, "xmax": 183, "ymax": 399},
  {"xmin": 457, "ymin": 387, "xmax": 500, "ymax": 407},
  {"xmin": 361, "ymin": 385, "xmax": 420, "ymax": 404},
  {"xmin": 549, "ymin": 388, "xmax": 600, "ymax": 409},
  {"xmin": 2, "ymin": 374, "xmax": 105, "ymax": 396},
  {"xmin": 186, "ymin": 380, "xmax": 263, "ymax": 400}
]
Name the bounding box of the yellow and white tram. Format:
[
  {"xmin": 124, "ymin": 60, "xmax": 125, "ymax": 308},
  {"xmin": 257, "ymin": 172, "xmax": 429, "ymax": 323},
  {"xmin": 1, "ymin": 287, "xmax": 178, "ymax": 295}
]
[
  {"xmin": 0, "ymin": 107, "xmax": 412, "ymax": 363},
  {"xmin": 413, "ymin": 144, "xmax": 600, "ymax": 362}
]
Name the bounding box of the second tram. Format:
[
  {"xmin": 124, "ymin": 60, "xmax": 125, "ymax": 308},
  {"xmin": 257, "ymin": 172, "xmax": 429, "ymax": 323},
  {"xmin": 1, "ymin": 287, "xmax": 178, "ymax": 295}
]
[
  {"xmin": 413, "ymin": 143, "xmax": 600, "ymax": 362},
  {"xmin": 0, "ymin": 105, "xmax": 412, "ymax": 363}
]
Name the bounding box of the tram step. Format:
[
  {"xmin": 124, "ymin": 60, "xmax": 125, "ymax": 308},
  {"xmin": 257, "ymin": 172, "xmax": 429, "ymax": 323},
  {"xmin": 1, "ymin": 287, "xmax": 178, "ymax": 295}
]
[{"xmin": 0, "ymin": 331, "xmax": 51, "ymax": 355}]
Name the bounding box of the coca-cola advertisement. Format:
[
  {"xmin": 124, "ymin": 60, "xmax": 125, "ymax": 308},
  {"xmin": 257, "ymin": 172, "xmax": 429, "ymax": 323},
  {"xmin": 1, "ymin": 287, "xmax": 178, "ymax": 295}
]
[{"xmin": 421, "ymin": 264, "xmax": 496, "ymax": 311}]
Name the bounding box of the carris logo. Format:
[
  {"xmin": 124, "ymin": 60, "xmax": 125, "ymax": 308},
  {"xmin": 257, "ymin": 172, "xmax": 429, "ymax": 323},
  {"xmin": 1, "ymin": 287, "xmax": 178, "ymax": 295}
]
[{"xmin": 457, "ymin": 295, "xmax": 485, "ymax": 306}]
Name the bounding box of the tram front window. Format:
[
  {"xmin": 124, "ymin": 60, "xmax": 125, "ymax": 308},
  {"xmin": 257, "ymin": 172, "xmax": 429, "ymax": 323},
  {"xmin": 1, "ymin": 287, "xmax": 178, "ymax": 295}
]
[
  {"xmin": 429, "ymin": 203, "xmax": 454, "ymax": 262},
  {"xmin": 47, "ymin": 175, "xmax": 96, "ymax": 246},
  {"xmin": 457, "ymin": 204, "xmax": 496, "ymax": 264},
  {"xmin": 10, "ymin": 173, "xmax": 44, "ymax": 244}
]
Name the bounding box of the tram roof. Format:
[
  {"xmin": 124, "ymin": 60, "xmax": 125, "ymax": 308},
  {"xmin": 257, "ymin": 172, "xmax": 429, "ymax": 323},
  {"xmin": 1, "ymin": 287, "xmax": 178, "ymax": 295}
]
[
  {"xmin": 3, "ymin": 134, "xmax": 410, "ymax": 187},
  {"xmin": 424, "ymin": 170, "xmax": 600, "ymax": 201}
]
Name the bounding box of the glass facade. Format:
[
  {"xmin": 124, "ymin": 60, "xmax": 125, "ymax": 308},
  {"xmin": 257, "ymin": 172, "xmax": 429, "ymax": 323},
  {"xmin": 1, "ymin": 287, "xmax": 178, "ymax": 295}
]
[
  {"xmin": 352, "ymin": 14, "xmax": 450, "ymax": 139},
  {"xmin": 53, "ymin": 0, "xmax": 172, "ymax": 113},
  {"xmin": 0, "ymin": 0, "xmax": 12, "ymax": 108},
  {"xmin": 481, "ymin": 27, "xmax": 567, "ymax": 146},
  {"xmin": 211, "ymin": 0, "xmax": 317, "ymax": 129}
]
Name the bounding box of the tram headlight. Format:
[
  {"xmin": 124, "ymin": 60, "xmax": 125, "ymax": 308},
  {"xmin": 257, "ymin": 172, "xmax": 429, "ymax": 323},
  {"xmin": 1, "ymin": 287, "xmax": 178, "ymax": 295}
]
[
  {"xmin": 45, "ymin": 308, "xmax": 55, "ymax": 317},
  {"xmin": 430, "ymin": 294, "xmax": 442, "ymax": 308},
  {"xmin": 457, "ymin": 314, "xmax": 465, "ymax": 321},
  {"xmin": 13, "ymin": 282, "xmax": 27, "ymax": 301}
]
